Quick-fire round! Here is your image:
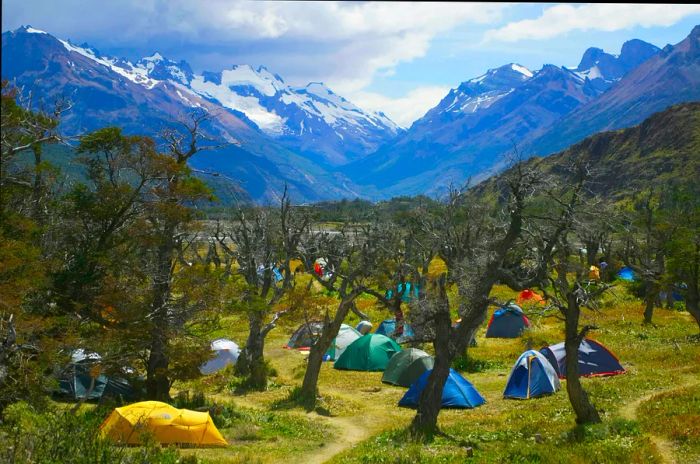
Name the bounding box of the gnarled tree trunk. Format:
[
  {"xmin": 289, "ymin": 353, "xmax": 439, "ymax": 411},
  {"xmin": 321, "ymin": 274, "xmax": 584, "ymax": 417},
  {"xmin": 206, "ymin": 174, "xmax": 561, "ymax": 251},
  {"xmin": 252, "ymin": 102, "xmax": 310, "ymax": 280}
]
[
  {"xmin": 235, "ymin": 311, "xmax": 269, "ymax": 390},
  {"xmin": 643, "ymin": 281, "xmax": 657, "ymax": 325},
  {"xmin": 146, "ymin": 240, "xmax": 175, "ymax": 401},
  {"xmin": 564, "ymin": 293, "xmax": 601, "ymax": 424},
  {"xmin": 299, "ymin": 311, "xmax": 345, "ymax": 406}
]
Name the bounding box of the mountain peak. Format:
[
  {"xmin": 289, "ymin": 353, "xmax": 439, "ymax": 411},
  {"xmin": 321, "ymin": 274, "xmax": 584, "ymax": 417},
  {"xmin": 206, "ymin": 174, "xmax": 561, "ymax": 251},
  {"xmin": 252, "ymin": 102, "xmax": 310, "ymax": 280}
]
[
  {"xmin": 619, "ymin": 39, "xmax": 659, "ymax": 69},
  {"xmin": 690, "ymin": 24, "xmax": 700, "ymax": 39},
  {"xmin": 577, "ymin": 47, "xmax": 606, "ymax": 71},
  {"xmin": 16, "ymin": 25, "xmax": 48, "ymax": 35},
  {"xmin": 143, "ymin": 52, "xmax": 164, "ymax": 62},
  {"xmin": 510, "ymin": 63, "xmax": 533, "ymax": 78}
]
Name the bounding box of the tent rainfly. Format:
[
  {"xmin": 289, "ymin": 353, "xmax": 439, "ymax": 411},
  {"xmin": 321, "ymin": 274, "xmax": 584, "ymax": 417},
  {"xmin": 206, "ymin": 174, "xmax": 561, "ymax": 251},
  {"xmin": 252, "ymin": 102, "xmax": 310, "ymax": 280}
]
[
  {"xmin": 100, "ymin": 401, "xmax": 227, "ymax": 446},
  {"xmin": 540, "ymin": 339, "xmax": 625, "ymax": 379},
  {"xmin": 503, "ymin": 350, "xmax": 560, "ymax": 399},
  {"xmin": 399, "ymin": 368, "xmax": 485, "ymax": 409},
  {"xmin": 485, "ymin": 304, "xmax": 530, "ymax": 338},
  {"xmin": 382, "ymin": 348, "xmax": 434, "ymax": 387},
  {"xmin": 334, "ymin": 334, "xmax": 401, "ymax": 371},
  {"xmin": 200, "ymin": 339, "xmax": 240, "ymax": 375}
]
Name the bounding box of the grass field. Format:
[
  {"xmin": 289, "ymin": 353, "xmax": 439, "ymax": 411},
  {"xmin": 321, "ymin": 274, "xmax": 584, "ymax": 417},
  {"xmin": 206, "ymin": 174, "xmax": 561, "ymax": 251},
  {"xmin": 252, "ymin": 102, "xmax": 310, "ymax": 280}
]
[{"xmin": 153, "ymin": 280, "xmax": 700, "ymax": 464}]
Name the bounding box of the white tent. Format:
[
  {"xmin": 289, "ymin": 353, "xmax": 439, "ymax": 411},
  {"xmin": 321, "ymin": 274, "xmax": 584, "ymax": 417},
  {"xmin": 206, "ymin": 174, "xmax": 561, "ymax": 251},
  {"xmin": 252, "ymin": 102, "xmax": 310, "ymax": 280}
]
[
  {"xmin": 355, "ymin": 320, "xmax": 373, "ymax": 335},
  {"xmin": 327, "ymin": 324, "xmax": 362, "ymax": 361},
  {"xmin": 200, "ymin": 338, "xmax": 240, "ymax": 375}
]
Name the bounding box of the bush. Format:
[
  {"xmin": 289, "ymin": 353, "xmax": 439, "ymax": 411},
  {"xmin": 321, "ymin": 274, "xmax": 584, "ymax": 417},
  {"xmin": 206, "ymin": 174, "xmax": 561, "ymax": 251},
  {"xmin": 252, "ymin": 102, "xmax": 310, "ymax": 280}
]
[{"xmin": 0, "ymin": 401, "xmax": 184, "ymax": 464}]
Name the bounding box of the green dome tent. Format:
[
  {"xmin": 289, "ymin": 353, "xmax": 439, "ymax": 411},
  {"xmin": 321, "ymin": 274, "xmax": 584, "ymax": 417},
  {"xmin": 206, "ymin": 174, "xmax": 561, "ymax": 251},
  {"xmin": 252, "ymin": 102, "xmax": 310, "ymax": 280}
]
[
  {"xmin": 382, "ymin": 348, "xmax": 434, "ymax": 387},
  {"xmin": 334, "ymin": 334, "xmax": 401, "ymax": 371}
]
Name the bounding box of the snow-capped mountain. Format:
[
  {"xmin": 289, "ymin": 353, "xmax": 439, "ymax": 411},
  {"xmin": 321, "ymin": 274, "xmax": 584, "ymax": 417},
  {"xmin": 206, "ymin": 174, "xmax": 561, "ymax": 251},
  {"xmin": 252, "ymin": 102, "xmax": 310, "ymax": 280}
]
[
  {"xmin": 4, "ymin": 24, "xmax": 698, "ymax": 203},
  {"xmin": 31, "ymin": 35, "xmax": 400, "ymax": 167},
  {"xmin": 2, "ymin": 26, "xmax": 390, "ymax": 202},
  {"xmin": 528, "ymin": 26, "xmax": 700, "ymax": 157},
  {"xmin": 343, "ymin": 40, "xmax": 662, "ymax": 199},
  {"xmin": 185, "ymin": 66, "xmax": 400, "ymax": 165},
  {"xmin": 415, "ymin": 63, "xmax": 533, "ymax": 129},
  {"xmin": 566, "ymin": 39, "xmax": 660, "ymax": 92},
  {"xmin": 3, "ymin": 26, "xmax": 398, "ymax": 167}
]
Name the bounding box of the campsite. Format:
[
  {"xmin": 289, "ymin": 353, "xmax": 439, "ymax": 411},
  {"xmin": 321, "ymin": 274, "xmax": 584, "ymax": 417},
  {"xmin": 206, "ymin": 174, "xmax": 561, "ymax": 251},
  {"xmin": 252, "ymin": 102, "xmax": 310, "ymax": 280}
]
[{"xmin": 2, "ymin": 3, "xmax": 700, "ymax": 464}]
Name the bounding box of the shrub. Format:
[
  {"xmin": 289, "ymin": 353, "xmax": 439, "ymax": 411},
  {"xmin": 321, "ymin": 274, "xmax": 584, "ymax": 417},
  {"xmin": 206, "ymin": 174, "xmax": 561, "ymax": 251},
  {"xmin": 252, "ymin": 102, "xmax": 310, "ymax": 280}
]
[{"xmin": 0, "ymin": 401, "xmax": 184, "ymax": 464}]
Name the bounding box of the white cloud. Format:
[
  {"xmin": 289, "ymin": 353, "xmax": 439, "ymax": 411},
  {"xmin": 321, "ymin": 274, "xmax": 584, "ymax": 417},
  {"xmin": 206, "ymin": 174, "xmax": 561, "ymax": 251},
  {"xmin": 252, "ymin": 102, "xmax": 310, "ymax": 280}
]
[
  {"xmin": 169, "ymin": 1, "xmax": 505, "ymax": 94},
  {"xmin": 350, "ymin": 86, "xmax": 451, "ymax": 128},
  {"xmin": 3, "ymin": 0, "xmax": 505, "ymax": 94},
  {"xmin": 484, "ymin": 4, "xmax": 700, "ymax": 43}
]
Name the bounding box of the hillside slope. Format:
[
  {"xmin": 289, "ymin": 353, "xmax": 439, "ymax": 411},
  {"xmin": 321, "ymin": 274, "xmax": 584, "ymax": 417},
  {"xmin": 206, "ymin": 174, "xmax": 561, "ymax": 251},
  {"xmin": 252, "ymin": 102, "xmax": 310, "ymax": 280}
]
[{"xmin": 476, "ymin": 102, "xmax": 700, "ymax": 200}]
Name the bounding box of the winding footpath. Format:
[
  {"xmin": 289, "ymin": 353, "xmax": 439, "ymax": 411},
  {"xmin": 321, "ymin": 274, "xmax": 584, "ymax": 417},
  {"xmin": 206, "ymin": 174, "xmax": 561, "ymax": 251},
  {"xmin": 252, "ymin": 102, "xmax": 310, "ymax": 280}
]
[{"xmin": 618, "ymin": 376, "xmax": 700, "ymax": 464}]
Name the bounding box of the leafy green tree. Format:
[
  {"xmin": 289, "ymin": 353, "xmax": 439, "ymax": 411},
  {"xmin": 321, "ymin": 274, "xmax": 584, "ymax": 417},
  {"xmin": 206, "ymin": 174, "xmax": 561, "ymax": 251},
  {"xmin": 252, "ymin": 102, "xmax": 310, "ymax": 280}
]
[
  {"xmin": 662, "ymin": 184, "xmax": 700, "ymax": 332},
  {"xmin": 140, "ymin": 110, "xmax": 220, "ymax": 400},
  {"xmin": 0, "ymin": 82, "xmax": 66, "ymax": 413}
]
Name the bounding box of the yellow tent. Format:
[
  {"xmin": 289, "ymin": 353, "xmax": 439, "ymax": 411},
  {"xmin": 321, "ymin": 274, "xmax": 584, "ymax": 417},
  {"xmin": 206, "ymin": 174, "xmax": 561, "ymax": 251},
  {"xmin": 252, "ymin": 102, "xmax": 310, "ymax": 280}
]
[{"xmin": 99, "ymin": 401, "xmax": 227, "ymax": 446}]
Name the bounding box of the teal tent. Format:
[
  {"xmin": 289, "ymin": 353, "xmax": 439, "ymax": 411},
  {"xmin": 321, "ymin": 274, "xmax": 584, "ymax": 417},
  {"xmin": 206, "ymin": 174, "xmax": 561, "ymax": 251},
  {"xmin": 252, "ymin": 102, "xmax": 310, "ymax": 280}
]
[{"xmin": 334, "ymin": 334, "xmax": 401, "ymax": 371}]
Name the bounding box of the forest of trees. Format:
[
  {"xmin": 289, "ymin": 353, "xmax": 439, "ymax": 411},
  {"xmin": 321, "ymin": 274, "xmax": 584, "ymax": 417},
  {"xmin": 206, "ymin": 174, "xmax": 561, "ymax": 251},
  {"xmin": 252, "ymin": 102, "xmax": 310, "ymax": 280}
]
[{"xmin": 1, "ymin": 80, "xmax": 699, "ymax": 456}]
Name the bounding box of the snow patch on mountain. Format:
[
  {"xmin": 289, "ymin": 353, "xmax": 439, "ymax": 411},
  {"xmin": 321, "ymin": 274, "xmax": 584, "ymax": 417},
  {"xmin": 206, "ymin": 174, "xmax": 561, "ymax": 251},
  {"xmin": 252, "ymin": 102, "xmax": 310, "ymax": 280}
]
[
  {"xmin": 59, "ymin": 39, "xmax": 161, "ymax": 89},
  {"xmin": 222, "ymin": 65, "xmax": 284, "ymax": 96},
  {"xmin": 574, "ymin": 65, "xmax": 603, "ymax": 81},
  {"xmin": 511, "ymin": 63, "xmax": 533, "ymax": 77},
  {"xmin": 25, "ymin": 26, "xmax": 47, "ymax": 34},
  {"xmin": 189, "ymin": 74, "xmax": 286, "ymax": 133},
  {"xmin": 446, "ymin": 89, "xmax": 513, "ymax": 113}
]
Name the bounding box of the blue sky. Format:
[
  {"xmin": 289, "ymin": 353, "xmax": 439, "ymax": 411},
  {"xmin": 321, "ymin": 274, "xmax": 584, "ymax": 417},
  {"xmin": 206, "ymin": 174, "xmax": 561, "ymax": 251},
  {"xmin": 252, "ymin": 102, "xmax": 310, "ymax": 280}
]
[{"xmin": 3, "ymin": 2, "xmax": 700, "ymax": 127}]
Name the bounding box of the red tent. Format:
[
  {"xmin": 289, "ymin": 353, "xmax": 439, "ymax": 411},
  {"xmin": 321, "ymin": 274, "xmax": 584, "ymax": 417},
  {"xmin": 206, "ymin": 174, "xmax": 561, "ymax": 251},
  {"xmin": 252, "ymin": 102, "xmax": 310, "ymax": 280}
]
[{"xmin": 516, "ymin": 289, "xmax": 545, "ymax": 305}]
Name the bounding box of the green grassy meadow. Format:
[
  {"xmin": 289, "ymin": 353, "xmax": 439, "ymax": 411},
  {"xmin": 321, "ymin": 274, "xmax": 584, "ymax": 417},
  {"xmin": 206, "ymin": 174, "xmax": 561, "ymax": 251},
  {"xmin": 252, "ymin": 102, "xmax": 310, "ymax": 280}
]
[{"xmin": 156, "ymin": 281, "xmax": 700, "ymax": 464}]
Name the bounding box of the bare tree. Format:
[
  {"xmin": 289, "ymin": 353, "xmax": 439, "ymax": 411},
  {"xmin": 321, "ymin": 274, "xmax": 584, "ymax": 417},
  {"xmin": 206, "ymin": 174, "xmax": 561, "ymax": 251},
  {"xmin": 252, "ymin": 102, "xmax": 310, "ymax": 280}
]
[
  {"xmin": 215, "ymin": 187, "xmax": 309, "ymax": 390},
  {"xmin": 295, "ymin": 220, "xmax": 384, "ymax": 408},
  {"xmin": 407, "ymin": 160, "xmax": 585, "ymax": 437}
]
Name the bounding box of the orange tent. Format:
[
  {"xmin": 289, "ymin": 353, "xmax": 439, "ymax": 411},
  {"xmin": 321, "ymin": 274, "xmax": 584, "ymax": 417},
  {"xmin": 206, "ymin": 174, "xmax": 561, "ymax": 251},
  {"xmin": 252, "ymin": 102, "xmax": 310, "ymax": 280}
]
[
  {"xmin": 516, "ymin": 289, "xmax": 545, "ymax": 305},
  {"xmin": 100, "ymin": 401, "xmax": 227, "ymax": 446}
]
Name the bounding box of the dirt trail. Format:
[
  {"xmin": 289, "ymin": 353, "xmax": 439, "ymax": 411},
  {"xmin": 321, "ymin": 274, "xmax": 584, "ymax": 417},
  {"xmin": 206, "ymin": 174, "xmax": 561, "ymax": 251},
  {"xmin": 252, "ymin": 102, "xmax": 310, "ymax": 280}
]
[
  {"xmin": 299, "ymin": 415, "xmax": 373, "ymax": 464},
  {"xmin": 618, "ymin": 376, "xmax": 700, "ymax": 464}
]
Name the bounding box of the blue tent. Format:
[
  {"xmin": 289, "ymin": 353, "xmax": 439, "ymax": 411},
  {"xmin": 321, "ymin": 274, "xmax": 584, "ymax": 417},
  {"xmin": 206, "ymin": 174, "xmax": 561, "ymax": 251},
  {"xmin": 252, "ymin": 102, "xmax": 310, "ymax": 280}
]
[
  {"xmin": 503, "ymin": 350, "xmax": 560, "ymax": 399},
  {"xmin": 485, "ymin": 304, "xmax": 530, "ymax": 338},
  {"xmin": 398, "ymin": 368, "xmax": 485, "ymax": 409},
  {"xmin": 541, "ymin": 339, "xmax": 625, "ymax": 379},
  {"xmin": 375, "ymin": 319, "xmax": 415, "ymax": 341},
  {"xmin": 617, "ymin": 267, "xmax": 635, "ymax": 281}
]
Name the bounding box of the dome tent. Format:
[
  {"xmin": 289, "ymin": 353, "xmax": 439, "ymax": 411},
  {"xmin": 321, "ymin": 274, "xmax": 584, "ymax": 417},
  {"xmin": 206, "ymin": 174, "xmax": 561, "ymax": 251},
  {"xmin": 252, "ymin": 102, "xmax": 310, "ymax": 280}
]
[
  {"xmin": 57, "ymin": 349, "xmax": 138, "ymax": 401},
  {"xmin": 375, "ymin": 319, "xmax": 415, "ymax": 341},
  {"xmin": 200, "ymin": 339, "xmax": 240, "ymax": 374},
  {"xmin": 286, "ymin": 321, "xmax": 324, "ymax": 350},
  {"xmin": 382, "ymin": 348, "xmax": 434, "ymax": 387},
  {"xmin": 326, "ymin": 324, "xmax": 362, "ymax": 361},
  {"xmin": 503, "ymin": 350, "xmax": 560, "ymax": 399},
  {"xmin": 485, "ymin": 304, "xmax": 530, "ymax": 338},
  {"xmin": 516, "ymin": 289, "xmax": 545, "ymax": 306},
  {"xmin": 100, "ymin": 401, "xmax": 227, "ymax": 446},
  {"xmin": 617, "ymin": 266, "xmax": 635, "ymax": 281},
  {"xmin": 355, "ymin": 320, "xmax": 373, "ymax": 335},
  {"xmin": 334, "ymin": 334, "xmax": 401, "ymax": 371},
  {"xmin": 398, "ymin": 368, "xmax": 485, "ymax": 409},
  {"xmin": 540, "ymin": 338, "xmax": 625, "ymax": 379}
]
